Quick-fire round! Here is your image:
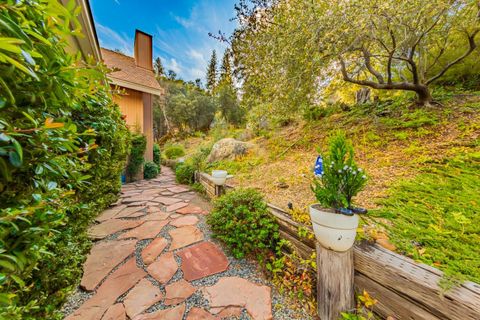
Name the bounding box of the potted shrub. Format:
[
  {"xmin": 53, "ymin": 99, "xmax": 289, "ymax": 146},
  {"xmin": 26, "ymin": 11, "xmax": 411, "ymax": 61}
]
[{"xmin": 310, "ymin": 131, "xmax": 367, "ymax": 252}]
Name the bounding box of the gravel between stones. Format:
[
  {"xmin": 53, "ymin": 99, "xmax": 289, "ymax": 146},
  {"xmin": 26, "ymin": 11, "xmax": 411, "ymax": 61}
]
[{"xmin": 61, "ymin": 174, "xmax": 313, "ymax": 320}]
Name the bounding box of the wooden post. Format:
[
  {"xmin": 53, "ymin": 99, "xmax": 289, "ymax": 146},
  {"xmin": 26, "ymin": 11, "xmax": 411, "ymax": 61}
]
[{"xmin": 316, "ymin": 242, "xmax": 355, "ymax": 320}]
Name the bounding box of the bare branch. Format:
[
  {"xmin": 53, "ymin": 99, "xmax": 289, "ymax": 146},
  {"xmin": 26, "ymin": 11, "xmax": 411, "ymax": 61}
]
[
  {"xmin": 426, "ymin": 30, "xmax": 479, "ymax": 84},
  {"xmin": 362, "ymin": 48, "xmax": 385, "ymax": 83}
]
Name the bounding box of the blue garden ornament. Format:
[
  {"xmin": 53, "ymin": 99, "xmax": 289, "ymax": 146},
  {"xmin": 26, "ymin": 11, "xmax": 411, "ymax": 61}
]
[{"xmin": 314, "ymin": 156, "xmax": 324, "ymax": 177}]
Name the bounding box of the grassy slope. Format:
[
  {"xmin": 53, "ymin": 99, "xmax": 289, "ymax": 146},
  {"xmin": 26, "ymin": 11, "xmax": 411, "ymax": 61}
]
[{"xmin": 177, "ymin": 95, "xmax": 480, "ymax": 283}]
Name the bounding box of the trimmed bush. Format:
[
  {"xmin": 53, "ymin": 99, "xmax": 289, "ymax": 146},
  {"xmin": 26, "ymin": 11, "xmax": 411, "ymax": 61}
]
[
  {"xmin": 175, "ymin": 163, "xmax": 195, "ymax": 185},
  {"xmin": 207, "ymin": 188, "xmax": 279, "ymax": 258},
  {"xmin": 0, "ymin": 1, "xmax": 130, "ymax": 318},
  {"xmin": 153, "ymin": 143, "xmax": 162, "ymax": 167},
  {"xmin": 126, "ymin": 134, "xmax": 146, "ymax": 181},
  {"xmin": 144, "ymin": 161, "xmax": 159, "ymax": 179},
  {"xmin": 164, "ymin": 144, "xmax": 185, "ymax": 159}
]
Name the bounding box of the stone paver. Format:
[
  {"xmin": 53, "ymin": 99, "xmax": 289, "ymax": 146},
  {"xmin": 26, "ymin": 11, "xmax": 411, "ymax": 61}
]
[
  {"xmin": 66, "ymin": 167, "xmax": 275, "ymax": 320},
  {"xmin": 147, "ymin": 252, "xmax": 178, "ymax": 284},
  {"xmin": 95, "ymin": 205, "xmax": 127, "ymax": 222},
  {"xmin": 202, "ymin": 277, "xmax": 273, "ymax": 320},
  {"xmin": 176, "ymin": 204, "xmax": 208, "ymax": 215},
  {"xmin": 177, "ymin": 242, "xmax": 229, "ymax": 281},
  {"xmin": 141, "ymin": 237, "xmax": 169, "ymax": 265},
  {"xmin": 186, "ymin": 307, "xmax": 216, "ymax": 320},
  {"xmin": 101, "ymin": 303, "xmax": 126, "ymax": 320},
  {"xmin": 118, "ymin": 220, "xmax": 169, "ymax": 240},
  {"xmin": 169, "ymin": 225, "xmax": 204, "ymax": 250},
  {"xmin": 123, "ymin": 279, "xmax": 163, "ymax": 319},
  {"xmin": 133, "ymin": 304, "xmax": 185, "ymax": 320},
  {"xmin": 164, "ymin": 279, "xmax": 196, "ymax": 305},
  {"xmin": 88, "ymin": 220, "xmax": 143, "ymax": 240},
  {"xmin": 66, "ymin": 258, "xmax": 145, "ymax": 320},
  {"xmin": 170, "ymin": 215, "xmax": 199, "ymax": 227},
  {"xmin": 165, "ymin": 201, "xmax": 189, "ymax": 212},
  {"xmin": 81, "ymin": 240, "xmax": 137, "ymax": 291}
]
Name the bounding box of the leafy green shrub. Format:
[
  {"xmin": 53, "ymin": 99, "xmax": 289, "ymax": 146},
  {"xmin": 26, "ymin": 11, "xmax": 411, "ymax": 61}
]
[
  {"xmin": 0, "ymin": 1, "xmax": 129, "ymax": 318},
  {"xmin": 164, "ymin": 144, "xmax": 185, "ymax": 159},
  {"xmin": 144, "ymin": 161, "xmax": 159, "ymax": 179},
  {"xmin": 153, "ymin": 143, "xmax": 161, "ymax": 166},
  {"xmin": 175, "ymin": 163, "xmax": 195, "ymax": 185},
  {"xmin": 312, "ymin": 131, "xmax": 367, "ymax": 209},
  {"xmin": 126, "ymin": 134, "xmax": 146, "ymax": 181},
  {"xmin": 207, "ymin": 188, "xmax": 279, "ymax": 258}
]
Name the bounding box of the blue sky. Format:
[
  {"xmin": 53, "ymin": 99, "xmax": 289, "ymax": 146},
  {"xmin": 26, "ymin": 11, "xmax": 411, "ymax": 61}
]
[{"xmin": 90, "ymin": 0, "xmax": 238, "ymax": 82}]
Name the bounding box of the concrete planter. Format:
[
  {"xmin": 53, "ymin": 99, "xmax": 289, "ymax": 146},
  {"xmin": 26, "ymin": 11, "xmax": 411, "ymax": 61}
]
[
  {"xmin": 211, "ymin": 170, "xmax": 228, "ymax": 186},
  {"xmin": 309, "ymin": 204, "xmax": 359, "ymax": 252}
]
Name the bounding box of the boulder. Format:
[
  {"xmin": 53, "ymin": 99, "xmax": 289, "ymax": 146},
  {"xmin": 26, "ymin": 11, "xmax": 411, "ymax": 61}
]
[{"xmin": 206, "ymin": 138, "xmax": 253, "ymax": 163}]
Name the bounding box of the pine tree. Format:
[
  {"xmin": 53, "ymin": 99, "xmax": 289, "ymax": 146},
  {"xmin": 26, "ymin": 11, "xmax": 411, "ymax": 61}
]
[
  {"xmin": 154, "ymin": 57, "xmax": 165, "ymax": 77},
  {"xmin": 219, "ymin": 49, "xmax": 232, "ymax": 85},
  {"xmin": 206, "ymin": 50, "xmax": 218, "ymax": 92}
]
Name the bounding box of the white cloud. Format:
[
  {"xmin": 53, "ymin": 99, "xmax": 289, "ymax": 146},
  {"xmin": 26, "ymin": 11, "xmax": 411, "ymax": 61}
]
[
  {"xmin": 96, "ymin": 23, "xmax": 133, "ymax": 55},
  {"xmin": 165, "ymin": 58, "xmax": 182, "ymax": 74}
]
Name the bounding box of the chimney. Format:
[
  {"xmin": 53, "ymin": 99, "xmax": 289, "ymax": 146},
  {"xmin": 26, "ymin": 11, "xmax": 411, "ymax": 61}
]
[{"xmin": 134, "ymin": 29, "xmax": 153, "ymax": 70}]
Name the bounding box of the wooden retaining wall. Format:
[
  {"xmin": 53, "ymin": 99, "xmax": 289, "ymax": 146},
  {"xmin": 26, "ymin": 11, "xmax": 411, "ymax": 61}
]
[{"xmin": 196, "ymin": 172, "xmax": 480, "ymax": 320}]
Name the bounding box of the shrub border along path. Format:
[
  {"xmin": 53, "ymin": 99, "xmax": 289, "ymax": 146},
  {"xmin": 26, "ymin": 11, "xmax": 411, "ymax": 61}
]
[{"xmin": 63, "ymin": 167, "xmax": 311, "ymax": 320}]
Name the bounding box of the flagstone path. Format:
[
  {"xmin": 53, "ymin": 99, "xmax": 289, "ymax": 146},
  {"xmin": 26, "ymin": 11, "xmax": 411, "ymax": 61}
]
[{"xmin": 63, "ymin": 167, "xmax": 310, "ymax": 320}]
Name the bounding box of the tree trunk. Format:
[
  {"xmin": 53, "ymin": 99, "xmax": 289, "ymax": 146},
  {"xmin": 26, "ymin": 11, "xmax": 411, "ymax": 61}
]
[{"xmin": 415, "ymin": 85, "xmax": 433, "ymax": 106}]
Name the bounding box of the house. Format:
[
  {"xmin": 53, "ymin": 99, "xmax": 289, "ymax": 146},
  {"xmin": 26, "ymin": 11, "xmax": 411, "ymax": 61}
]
[
  {"xmin": 62, "ymin": 0, "xmax": 163, "ymax": 163},
  {"xmin": 101, "ymin": 31, "xmax": 163, "ymax": 162}
]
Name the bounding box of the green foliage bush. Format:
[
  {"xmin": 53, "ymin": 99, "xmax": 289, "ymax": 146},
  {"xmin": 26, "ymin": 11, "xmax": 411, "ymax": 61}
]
[
  {"xmin": 126, "ymin": 134, "xmax": 146, "ymax": 181},
  {"xmin": 153, "ymin": 143, "xmax": 162, "ymax": 167},
  {"xmin": 175, "ymin": 163, "xmax": 195, "ymax": 185},
  {"xmin": 144, "ymin": 161, "xmax": 159, "ymax": 179},
  {"xmin": 164, "ymin": 144, "xmax": 185, "ymax": 159},
  {"xmin": 207, "ymin": 188, "xmax": 279, "ymax": 258},
  {"xmin": 0, "ymin": 1, "xmax": 129, "ymax": 318}
]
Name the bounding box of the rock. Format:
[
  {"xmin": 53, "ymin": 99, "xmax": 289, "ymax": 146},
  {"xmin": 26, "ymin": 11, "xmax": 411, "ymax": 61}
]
[
  {"xmin": 169, "ymin": 226, "xmax": 204, "ymax": 250},
  {"xmin": 140, "ymin": 212, "xmax": 170, "ymax": 221},
  {"xmin": 142, "ymin": 238, "xmax": 169, "ymax": 265},
  {"xmin": 122, "ymin": 195, "xmax": 156, "ymax": 204},
  {"xmin": 80, "ymin": 240, "xmax": 137, "ymax": 291},
  {"xmin": 133, "ymin": 303, "xmax": 185, "ymax": 320},
  {"xmin": 170, "ymin": 215, "xmax": 199, "ymax": 227},
  {"xmin": 206, "ymin": 138, "xmax": 253, "ymax": 163},
  {"xmin": 127, "ymin": 201, "xmax": 147, "ymax": 207},
  {"xmin": 115, "ymin": 206, "xmax": 146, "ymax": 218},
  {"xmin": 66, "ymin": 258, "xmax": 146, "ymax": 320},
  {"xmin": 118, "ymin": 220, "xmax": 169, "ymax": 240},
  {"xmin": 164, "ymin": 279, "xmax": 196, "ymax": 305},
  {"xmin": 88, "ymin": 220, "xmax": 143, "ymax": 240},
  {"xmin": 95, "ymin": 205, "xmax": 127, "ymax": 222},
  {"xmin": 123, "ymin": 279, "xmax": 163, "ymax": 318},
  {"xmin": 211, "ymin": 306, "xmax": 243, "ymax": 318},
  {"xmin": 147, "ymin": 252, "xmax": 178, "ymax": 284},
  {"xmin": 167, "ymin": 186, "xmax": 190, "ymax": 194},
  {"xmin": 176, "ymin": 204, "xmax": 208, "ymax": 215},
  {"xmin": 202, "ymin": 277, "xmax": 272, "ymax": 320},
  {"xmin": 186, "ymin": 308, "xmax": 216, "ymax": 320},
  {"xmin": 177, "ymin": 242, "xmax": 229, "ymax": 281},
  {"xmin": 152, "ymin": 196, "xmax": 183, "ymax": 205},
  {"xmin": 166, "ymin": 202, "xmax": 189, "ymax": 213},
  {"xmin": 101, "ymin": 303, "xmax": 126, "ymax": 320}
]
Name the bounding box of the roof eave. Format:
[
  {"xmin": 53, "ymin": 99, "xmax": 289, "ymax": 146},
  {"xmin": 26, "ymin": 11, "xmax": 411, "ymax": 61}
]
[{"xmin": 108, "ymin": 77, "xmax": 164, "ymax": 96}]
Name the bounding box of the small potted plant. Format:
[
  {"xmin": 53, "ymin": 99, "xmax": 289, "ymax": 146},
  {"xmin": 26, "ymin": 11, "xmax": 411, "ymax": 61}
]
[{"xmin": 310, "ymin": 131, "xmax": 367, "ymax": 252}]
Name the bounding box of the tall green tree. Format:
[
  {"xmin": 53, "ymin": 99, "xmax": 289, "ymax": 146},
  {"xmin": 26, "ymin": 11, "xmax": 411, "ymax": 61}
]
[
  {"xmin": 219, "ymin": 49, "xmax": 233, "ymax": 85},
  {"xmin": 154, "ymin": 57, "xmax": 165, "ymax": 77},
  {"xmin": 206, "ymin": 49, "xmax": 218, "ymax": 92}
]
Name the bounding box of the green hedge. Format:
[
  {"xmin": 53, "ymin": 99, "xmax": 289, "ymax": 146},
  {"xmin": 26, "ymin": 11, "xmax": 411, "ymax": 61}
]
[
  {"xmin": 164, "ymin": 144, "xmax": 185, "ymax": 159},
  {"xmin": 175, "ymin": 163, "xmax": 196, "ymax": 185},
  {"xmin": 126, "ymin": 134, "xmax": 146, "ymax": 181},
  {"xmin": 153, "ymin": 143, "xmax": 162, "ymax": 167},
  {"xmin": 0, "ymin": 1, "xmax": 130, "ymax": 318}
]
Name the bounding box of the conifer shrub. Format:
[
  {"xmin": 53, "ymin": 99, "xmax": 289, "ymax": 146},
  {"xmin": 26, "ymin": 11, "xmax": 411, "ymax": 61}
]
[{"xmin": 144, "ymin": 161, "xmax": 159, "ymax": 179}]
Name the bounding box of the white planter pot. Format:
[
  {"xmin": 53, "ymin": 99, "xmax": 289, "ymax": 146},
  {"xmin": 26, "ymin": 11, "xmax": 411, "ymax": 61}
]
[
  {"xmin": 309, "ymin": 204, "xmax": 359, "ymax": 252},
  {"xmin": 211, "ymin": 170, "xmax": 228, "ymax": 185}
]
